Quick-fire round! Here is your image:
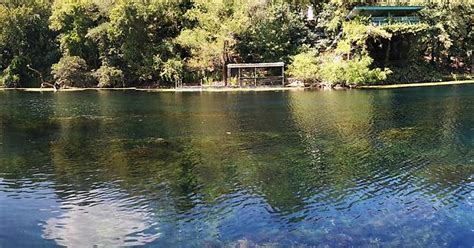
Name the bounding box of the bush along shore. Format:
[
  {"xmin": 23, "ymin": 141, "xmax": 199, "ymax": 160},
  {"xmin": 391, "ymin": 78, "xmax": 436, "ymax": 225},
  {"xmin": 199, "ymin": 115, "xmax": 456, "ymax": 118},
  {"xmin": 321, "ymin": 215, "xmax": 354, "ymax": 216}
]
[{"xmin": 0, "ymin": 0, "xmax": 472, "ymax": 89}]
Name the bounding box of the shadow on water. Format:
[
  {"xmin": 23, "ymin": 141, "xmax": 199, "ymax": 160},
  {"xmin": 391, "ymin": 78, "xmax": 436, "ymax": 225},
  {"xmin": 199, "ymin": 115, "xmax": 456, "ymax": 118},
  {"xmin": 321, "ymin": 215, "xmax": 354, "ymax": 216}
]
[{"xmin": 0, "ymin": 87, "xmax": 473, "ymax": 247}]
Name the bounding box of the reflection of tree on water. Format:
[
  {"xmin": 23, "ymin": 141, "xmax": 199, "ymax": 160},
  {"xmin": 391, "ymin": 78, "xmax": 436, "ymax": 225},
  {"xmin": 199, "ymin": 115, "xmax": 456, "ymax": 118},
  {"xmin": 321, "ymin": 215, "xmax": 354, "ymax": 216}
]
[
  {"xmin": 288, "ymin": 90, "xmax": 377, "ymax": 202},
  {"xmin": 0, "ymin": 92, "xmax": 58, "ymax": 183},
  {"xmin": 46, "ymin": 92, "xmax": 321, "ymax": 226},
  {"xmin": 288, "ymin": 89, "xmax": 473, "ymax": 208},
  {"xmin": 369, "ymin": 87, "xmax": 474, "ymax": 206},
  {"xmin": 1, "ymin": 90, "xmax": 473, "ymax": 246}
]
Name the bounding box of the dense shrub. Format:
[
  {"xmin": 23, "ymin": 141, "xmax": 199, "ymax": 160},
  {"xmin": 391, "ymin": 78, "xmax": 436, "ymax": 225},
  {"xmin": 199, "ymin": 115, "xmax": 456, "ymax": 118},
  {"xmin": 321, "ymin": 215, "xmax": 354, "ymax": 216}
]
[
  {"xmin": 287, "ymin": 49, "xmax": 319, "ymax": 83},
  {"xmin": 93, "ymin": 65, "xmax": 124, "ymax": 88},
  {"xmin": 0, "ymin": 56, "xmax": 26, "ymax": 87},
  {"xmin": 319, "ymin": 55, "xmax": 391, "ymax": 86},
  {"xmin": 51, "ymin": 56, "xmax": 93, "ymax": 87},
  {"xmin": 160, "ymin": 58, "xmax": 184, "ymax": 86},
  {"xmin": 0, "ymin": 68, "xmax": 20, "ymax": 88},
  {"xmin": 385, "ymin": 62, "xmax": 443, "ymax": 84}
]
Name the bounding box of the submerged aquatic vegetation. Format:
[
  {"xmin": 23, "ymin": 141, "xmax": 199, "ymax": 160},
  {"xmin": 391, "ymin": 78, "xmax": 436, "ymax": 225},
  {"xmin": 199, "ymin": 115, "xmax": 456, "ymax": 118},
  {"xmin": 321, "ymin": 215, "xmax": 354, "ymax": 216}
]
[{"xmin": 0, "ymin": 80, "xmax": 473, "ymax": 246}]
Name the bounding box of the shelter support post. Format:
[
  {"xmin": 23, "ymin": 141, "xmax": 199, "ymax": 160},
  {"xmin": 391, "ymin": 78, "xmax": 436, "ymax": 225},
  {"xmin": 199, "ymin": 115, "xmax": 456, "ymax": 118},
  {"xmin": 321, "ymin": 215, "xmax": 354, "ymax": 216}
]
[
  {"xmin": 282, "ymin": 66, "xmax": 285, "ymax": 86},
  {"xmin": 238, "ymin": 68, "xmax": 241, "ymax": 87},
  {"xmin": 254, "ymin": 67, "xmax": 257, "ymax": 86}
]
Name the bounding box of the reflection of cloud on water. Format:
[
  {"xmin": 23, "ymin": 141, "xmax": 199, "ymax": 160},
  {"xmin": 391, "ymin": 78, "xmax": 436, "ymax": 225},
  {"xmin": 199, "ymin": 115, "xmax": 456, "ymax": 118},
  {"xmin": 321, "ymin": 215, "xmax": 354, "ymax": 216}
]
[{"xmin": 42, "ymin": 194, "xmax": 160, "ymax": 247}]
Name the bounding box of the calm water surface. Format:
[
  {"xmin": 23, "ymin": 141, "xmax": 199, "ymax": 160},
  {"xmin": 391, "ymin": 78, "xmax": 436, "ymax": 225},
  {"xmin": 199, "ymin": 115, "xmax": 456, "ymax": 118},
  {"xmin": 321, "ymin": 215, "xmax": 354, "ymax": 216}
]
[{"xmin": 0, "ymin": 86, "xmax": 473, "ymax": 247}]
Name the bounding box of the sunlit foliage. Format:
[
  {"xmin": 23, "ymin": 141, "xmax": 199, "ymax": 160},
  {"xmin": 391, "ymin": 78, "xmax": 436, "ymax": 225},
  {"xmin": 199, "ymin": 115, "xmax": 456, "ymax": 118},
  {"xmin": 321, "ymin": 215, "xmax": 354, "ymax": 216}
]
[
  {"xmin": 176, "ymin": 0, "xmax": 254, "ymax": 79},
  {"xmin": 0, "ymin": 0, "xmax": 472, "ymax": 87}
]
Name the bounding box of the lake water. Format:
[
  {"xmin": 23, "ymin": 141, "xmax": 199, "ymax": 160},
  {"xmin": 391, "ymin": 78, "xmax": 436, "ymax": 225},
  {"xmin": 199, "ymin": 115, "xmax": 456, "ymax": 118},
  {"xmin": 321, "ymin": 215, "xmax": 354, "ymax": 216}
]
[{"xmin": 0, "ymin": 86, "xmax": 473, "ymax": 247}]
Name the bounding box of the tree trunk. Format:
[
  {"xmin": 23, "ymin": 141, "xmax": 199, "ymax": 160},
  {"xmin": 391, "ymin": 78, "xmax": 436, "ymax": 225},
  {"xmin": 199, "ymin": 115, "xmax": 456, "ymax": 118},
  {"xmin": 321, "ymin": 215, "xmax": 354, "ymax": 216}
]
[
  {"xmin": 384, "ymin": 40, "xmax": 391, "ymax": 67},
  {"xmin": 222, "ymin": 40, "xmax": 229, "ymax": 86}
]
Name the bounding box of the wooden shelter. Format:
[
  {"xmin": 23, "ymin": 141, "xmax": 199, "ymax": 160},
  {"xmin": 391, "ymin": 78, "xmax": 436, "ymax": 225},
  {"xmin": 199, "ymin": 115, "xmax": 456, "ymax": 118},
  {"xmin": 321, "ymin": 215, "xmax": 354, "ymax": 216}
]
[{"xmin": 226, "ymin": 62, "xmax": 285, "ymax": 87}]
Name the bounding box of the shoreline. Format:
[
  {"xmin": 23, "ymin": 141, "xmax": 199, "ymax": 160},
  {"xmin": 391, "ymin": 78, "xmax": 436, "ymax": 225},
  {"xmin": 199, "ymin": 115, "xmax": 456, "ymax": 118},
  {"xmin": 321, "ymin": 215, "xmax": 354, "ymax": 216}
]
[
  {"xmin": 0, "ymin": 79, "xmax": 473, "ymax": 92},
  {"xmin": 357, "ymin": 79, "xmax": 474, "ymax": 89},
  {"xmin": 0, "ymin": 86, "xmax": 306, "ymax": 92}
]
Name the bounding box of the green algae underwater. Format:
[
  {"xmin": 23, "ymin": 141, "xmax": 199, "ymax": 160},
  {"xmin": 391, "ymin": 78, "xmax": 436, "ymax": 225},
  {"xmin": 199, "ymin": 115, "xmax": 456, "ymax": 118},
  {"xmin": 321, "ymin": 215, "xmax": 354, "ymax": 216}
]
[{"xmin": 0, "ymin": 85, "xmax": 473, "ymax": 247}]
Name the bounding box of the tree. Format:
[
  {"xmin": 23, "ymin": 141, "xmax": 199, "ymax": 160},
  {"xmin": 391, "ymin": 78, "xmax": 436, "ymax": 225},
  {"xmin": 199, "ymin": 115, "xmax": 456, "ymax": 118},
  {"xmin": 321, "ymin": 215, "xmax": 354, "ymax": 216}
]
[
  {"xmin": 91, "ymin": 0, "xmax": 184, "ymax": 86},
  {"xmin": 235, "ymin": 3, "xmax": 309, "ymax": 64},
  {"xmin": 421, "ymin": 3, "xmax": 473, "ymax": 72},
  {"xmin": 0, "ymin": 1, "xmax": 58, "ymax": 87},
  {"xmin": 0, "ymin": 0, "xmax": 472, "ymax": 88},
  {"xmin": 50, "ymin": 0, "xmax": 101, "ymax": 68},
  {"xmin": 93, "ymin": 65, "xmax": 124, "ymax": 88},
  {"xmin": 51, "ymin": 55, "xmax": 93, "ymax": 87},
  {"xmin": 176, "ymin": 0, "xmax": 254, "ymax": 81}
]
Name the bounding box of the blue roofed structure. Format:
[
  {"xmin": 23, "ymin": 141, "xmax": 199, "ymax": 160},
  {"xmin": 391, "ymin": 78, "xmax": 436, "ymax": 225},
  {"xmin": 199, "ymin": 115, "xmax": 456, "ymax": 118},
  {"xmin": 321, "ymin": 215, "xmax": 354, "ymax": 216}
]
[{"xmin": 347, "ymin": 6, "xmax": 424, "ymax": 25}]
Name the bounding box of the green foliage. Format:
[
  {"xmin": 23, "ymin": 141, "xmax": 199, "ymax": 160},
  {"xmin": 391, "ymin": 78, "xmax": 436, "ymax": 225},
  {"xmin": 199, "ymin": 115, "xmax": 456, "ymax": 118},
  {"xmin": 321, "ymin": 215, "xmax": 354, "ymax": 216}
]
[
  {"xmin": 337, "ymin": 20, "xmax": 392, "ymax": 56},
  {"xmin": 319, "ymin": 55, "xmax": 391, "ymax": 85},
  {"xmin": 0, "ymin": 1, "xmax": 58, "ymax": 86},
  {"xmin": 0, "ymin": 0, "xmax": 472, "ymax": 87},
  {"xmin": 420, "ymin": 3, "xmax": 473, "ymax": 71},
  {"xmin": 160, "ymin": 58, "xmax": 184, "ymax": 85},
  {"xmin": 51, "ymin": 55, "xmax": 92, "ymax": 87},
  {"xmin": 0, "ymin": 72, "xmax": 20, "ymax": 88},
  {"xmin": 309, "ymin": 3, "xmax": 346, "ymax": 51},
  {"xmin": 93, "ymin": 65, "xmax": 124, "ymax": 88},
  {"xmin": 101, "ymin": 0, "xmax": 183, "ymax": 85},
  {"xmin": 287, "ymin": 49, "xmax": 319, "ymax": 83},
  {"xmin": 0, "ymin": 56, "xmax": 27, "ymax": 87},
  {"xmin": 385, "ymin": 61, "xmax": 443, "ymax": 84},
  {"xmin": 177, "ymin": 0, "xmax": 253, "ymax": 74},
  {"xmin": 235, "ymin": 3, "xmax": 309, "ymax": 64},
  {"xmin": 50, "ymin": 0, "xmax": 101, "ymax": 67},
  {"xmin": 328, "ymin": 4, "xmax": 465, "ymax": 85},
  {"xmin": 0, "ymin": 65, "xmax": 20, "ymax": 88},
  {"xmin": 382, "ymin": 23, "xmax": 430, "ymax": 35}
]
